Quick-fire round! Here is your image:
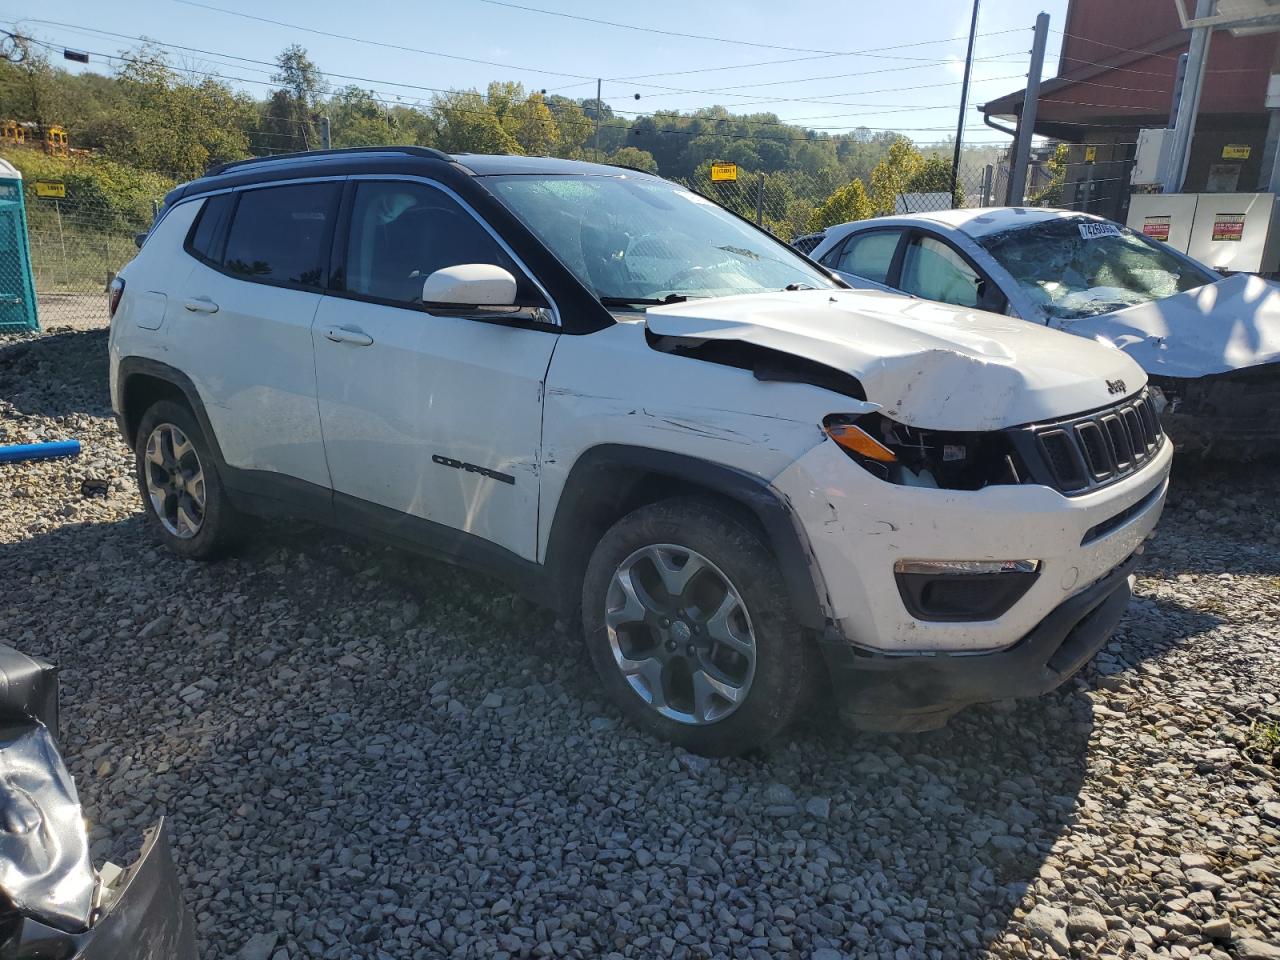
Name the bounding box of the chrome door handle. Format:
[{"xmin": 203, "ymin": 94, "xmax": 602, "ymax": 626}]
[
  {"xmin": 183, "ymin": 297, "xmax": 219, "ymax": 314},
  {"xmin": 324, "ymin": 326, "xmax": 374, "ymax": 346}
]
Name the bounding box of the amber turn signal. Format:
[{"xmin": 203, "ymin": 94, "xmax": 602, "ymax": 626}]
[{"xmin": 825, "ymin": 423, "xmax": 898, "ymax": 463}]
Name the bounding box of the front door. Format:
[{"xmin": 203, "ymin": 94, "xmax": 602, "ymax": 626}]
[{"xmin": 312, "ymin": 178, "xmax": 558, "ymax": 562}]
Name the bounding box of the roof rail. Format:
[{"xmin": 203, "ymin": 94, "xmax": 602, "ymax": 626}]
[{"xmin": 206, "ymin": 145, "xmax": 453, "ymax": 177}]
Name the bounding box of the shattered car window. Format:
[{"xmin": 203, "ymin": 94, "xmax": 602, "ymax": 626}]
[{"xmin": 976, "ymin": 217, "xmax": 1215, "ymax": 320}]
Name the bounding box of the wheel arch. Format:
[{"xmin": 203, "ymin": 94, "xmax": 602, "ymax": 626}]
[
  {"xmin": 116, "ymin": 358, "xmax": 226, "ymax": 465},
  {"xmin": 544, "ymin": 444, "xmax": 829, "ymax": 629}
]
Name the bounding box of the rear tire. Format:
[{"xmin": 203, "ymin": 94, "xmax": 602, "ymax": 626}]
[
  {"xmin": 581, "ymin": 498, "xmax": 810, "ymax": 756},
  {"xmin": 134, "ymin": 400, "xmax": 244, "ymax": 560}
]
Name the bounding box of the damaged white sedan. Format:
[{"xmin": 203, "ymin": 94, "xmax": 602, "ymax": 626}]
[
  {"xmin": 807, "ymin": 207, "xmax": 1280, "ymax": 456},
  {"xmin": 112, "ymin": 150, "xmax": 1170, "ymax": 753}
]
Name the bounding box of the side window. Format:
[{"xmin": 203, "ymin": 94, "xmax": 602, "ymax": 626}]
[
  {"xmin": 835, "ymin": 230, "xmax": 902, "ymax": 284},
  {"xmin": 899, "ymin": 235, "xmax": 983, "ymax": 308},
  {"xmin": 186, "ymin": 193, "xmax": 234, "ymax": 264},
  {"xmin": 221, "ymin": 182, "xmax": 340, "ymax": 289},
  {"xmin": 343, "ymin": 180, "xmax": 534, "ymax": 307}
]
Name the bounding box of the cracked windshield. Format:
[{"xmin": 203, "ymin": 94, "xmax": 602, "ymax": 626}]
[{"xmin": 977, "ymin": 216, "xmax": 1216, "ymax": 320}]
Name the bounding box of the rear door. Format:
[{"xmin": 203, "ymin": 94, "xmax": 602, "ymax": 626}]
[
  {"xmin": 312, "ymin": 177, "xmax": 559, "ymax": 562},
  {"xmin": 169, "ymin": 181, "xmax": 341, "ymax": 496},
  {"xmin": 821, "ymin": 228, "xmax": 906, "ymax": 291}
]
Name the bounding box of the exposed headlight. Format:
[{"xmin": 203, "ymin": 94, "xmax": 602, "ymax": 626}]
[{"xmin": 823, "ymin": 413, "xmax": 1025, "ymax": 491}]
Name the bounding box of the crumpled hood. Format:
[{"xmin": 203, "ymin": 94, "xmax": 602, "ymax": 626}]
[
  {"xmin": 646, "ymin": 289, "xmax": 1143, "ymax": 430},
  {"xmin": 1063, "ymin": 273, "xmax": 1280, "ymax": 379}
]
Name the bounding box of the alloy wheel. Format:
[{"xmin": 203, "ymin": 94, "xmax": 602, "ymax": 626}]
[
  {"xmin": 143, "ymin": 423, "xmax": 205, "ymax": 539},
  {"xmin": 604, "ymin": 543, "xmax": 757, "ymax": 725}
]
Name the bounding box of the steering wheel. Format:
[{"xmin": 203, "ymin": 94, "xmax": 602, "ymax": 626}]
[{"xmin": 660, "ymin": 264, "xmax": 709, "ymax": 294}]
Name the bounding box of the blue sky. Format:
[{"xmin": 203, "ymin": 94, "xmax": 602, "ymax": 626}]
[{"xmin": 7, "ymin": 0, "xmax": 1068, "ymax": 146}]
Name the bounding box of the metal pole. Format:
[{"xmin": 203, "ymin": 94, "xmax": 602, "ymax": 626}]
[
  {"xmin": 320, "ymin": 115, "xmax": 331, "ymax": 150},
  {"xmin": 55, "ymin": 199, "xmax": 69, "ymax": 288},
  {"xmin": 1168, "ymin": 53, "xmax": 1189, "ymax": 127},
  {"xmin": 755, "ymin": 172, "xmax": 765, "ymax": 225},
  {"xmin": 981, "ymin": 164, "xmax": 994, "ymax": 206},
  {"xmin": 951, "ymin": 0, "xmax": 982, "ymax": 208},
  {"xmin": 593, "ymin": 79, "xmax": 602, "ymax": 161},
  {"xmin": 1164, "ymin": 0, "xmax": 1214, "ymax": 193},
  {"xmin": 1006, "ymin": 12, "xmax": 1050, "ymax": 206}
]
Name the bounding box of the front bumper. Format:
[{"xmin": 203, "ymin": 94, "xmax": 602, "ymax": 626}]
[
  {"xmin": 821, "ymin": 553, "xmax": 1138, "ymax": 732},
  {"xmin": 771, "ymin": 436, "xmax": 1170, "ymax": 654},
  {"xmin": 4, "ymin": 820, "xmax": 198, "ymax": 960}
]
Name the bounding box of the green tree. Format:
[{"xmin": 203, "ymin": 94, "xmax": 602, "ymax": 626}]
[
  {"xmin": 807, "ymin": 178, "xmax": 873, "ymax": 232},
  {"xmin": 1028, "ymin": 143, "xmax": 1068, "ymax": 207},
  {"xmin": 104, "ymin": 49, "xmax": 251, "ymax": 179},
  {"xmin": 868, "ymin": 137, "xmax": 925, "ymax": 215},
  {"xmin": 431, "ymin": 90, "xmax": 521, "ymax": 155},
  {"xmin": 605, "ymin": 146, "xmax": 658, "ymax": 173},
  {"xmin": 258, "ymin": 45, "xmax": 324, "ymax": 152},
  {"xmin": 328, "ymin": 86, "xmax": 411, "ymax": 147}
]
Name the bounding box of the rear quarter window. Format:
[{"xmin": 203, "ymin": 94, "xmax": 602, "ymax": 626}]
[{"xmin": 185, "ymin": 193, "xmax": 235, "ymax": 265}]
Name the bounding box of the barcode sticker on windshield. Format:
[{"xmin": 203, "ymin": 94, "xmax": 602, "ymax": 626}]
[{"xmin": 1078, "ymin": 222, "xmax": 1122, "ymax": 240}]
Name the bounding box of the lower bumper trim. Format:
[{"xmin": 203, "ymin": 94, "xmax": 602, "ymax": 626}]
[{"xmin": 822, "ymin": 553, "xmax": 1140, "ymax": 732}]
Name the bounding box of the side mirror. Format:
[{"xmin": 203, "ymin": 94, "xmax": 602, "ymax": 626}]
[
  {"xmin": 134, "ymin": 232, "xmax": 148, "ymax": 250},
  {"xmin": 421, "ymin": 264, "xmax": 517, "ymax": 312}
]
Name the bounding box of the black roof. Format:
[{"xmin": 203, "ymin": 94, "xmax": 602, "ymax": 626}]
[
  {"xmin": 164, "ymin": 146, "xmax": 657, "ymax": 209},
  {"xmin": 452, "ymin": 153, "xmax": 654, "ymax": 178}
]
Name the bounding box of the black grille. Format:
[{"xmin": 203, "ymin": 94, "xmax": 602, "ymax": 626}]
[{"xmin": 1028, "ymin": 390, "xmax": 1165, "ymax": 494}]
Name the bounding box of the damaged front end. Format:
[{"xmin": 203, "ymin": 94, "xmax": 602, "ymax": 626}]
[
  {"xmin": 1149, "ymin": 363, "xmax": 1280, "ymax": 459},
  {"xmin": 0, "ymin": 645, "xmax": 196, "ymax": 960}
]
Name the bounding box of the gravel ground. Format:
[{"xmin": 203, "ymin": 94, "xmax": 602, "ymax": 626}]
[{"xmin": 2, "ymin": 321, "xmax": 1279, "ymax": 960}]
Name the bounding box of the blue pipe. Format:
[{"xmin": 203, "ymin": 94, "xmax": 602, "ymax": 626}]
[{"xmin": 0, "ymin": 440, "xmax": 82, "ymax": 464}]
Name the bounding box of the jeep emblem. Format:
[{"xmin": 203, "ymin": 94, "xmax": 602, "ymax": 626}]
[{"xmin": 1106, "ymin": 379, "xmax": 1126, "ymax": 395}]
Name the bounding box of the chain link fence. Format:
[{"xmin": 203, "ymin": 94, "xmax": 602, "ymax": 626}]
[
  {"xmin": 6, "ymin": 141, "xmax": 1138, "ymax": 331},
  {"xmin": 22, "ymin": 180, "xmax": 160, "ymax": 331},
  {"xmin": 682, "ymin": 155, "xmax": 1008, "ymax": 244}
]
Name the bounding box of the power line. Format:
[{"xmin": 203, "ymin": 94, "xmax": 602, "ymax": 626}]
[
  {"xmin": 17, "ymin": 32, "xmax": 980, "ymax": 146},
  {"xmin": 475, "ymin": 0, "xmax": 1025, "ymax": 61},
  {"xmin": 24, "ymin": 18, "xmax": 1030, "ymax": 118}
]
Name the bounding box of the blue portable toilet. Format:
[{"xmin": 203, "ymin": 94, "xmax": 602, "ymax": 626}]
[{"xmin": 0, "ymin": 158, "xmax": 39, "ymax": 333}]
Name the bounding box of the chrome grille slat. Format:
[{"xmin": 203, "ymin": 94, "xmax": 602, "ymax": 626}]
[{"xmin": 1029, "ymin": 388, "xmax": 1165, "ymax": 495}]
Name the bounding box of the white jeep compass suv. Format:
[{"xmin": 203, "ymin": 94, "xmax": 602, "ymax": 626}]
[{"xmin": 108, "ymin": 147, "xmax": 1171, "ymax": 755}]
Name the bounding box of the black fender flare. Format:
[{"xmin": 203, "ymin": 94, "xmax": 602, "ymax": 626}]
[
  {"xmin": 544, "ymin": 444, "xmax": 829, "ymax": 629},
  {"xmin": 115, "ymin": 357, "xmax": 228, "ymax": 465}
]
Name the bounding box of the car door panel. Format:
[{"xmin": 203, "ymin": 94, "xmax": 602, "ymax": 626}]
[
  {"xmin": 166, "ymin": 186, "xmax": 339, "ymax": 489},
  {"xmin": 312, "ymin": 178, "xmax": 557, "ymax": 562}
]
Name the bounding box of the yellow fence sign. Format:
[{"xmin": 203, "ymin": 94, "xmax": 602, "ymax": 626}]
[
  {"xmin": 710, "ymin": 162, "xmax": 738, "ymax": 183},
  {"xmin": 1084, "ymin": 146, "xmax": 1097, "ymax": 163},
  {"xmin": 34, "ymin": 180, "xmax": 66, "ymax": 199},
  {"xmin": 1222, "ymin": 144, "xmax": 1251, "ymax": 160}
]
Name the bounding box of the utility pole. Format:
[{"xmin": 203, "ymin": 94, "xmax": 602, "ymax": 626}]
[
  {"xmin": 1006, "ymin": 12, "xmax": 1050, "ymax": 206},
  {"xmin": 320, "ymin": 115, "xmax": 331, "ymax": 150},
  {"xmin": 950, "ymin": 0, "xmax": 981, "ymax": 208},
  {"xmin": 593, "ymin": 79, "xmax": 602, "ymax": 162},
  {"xmin": 1164, "ymin": 0, "xmax": 1214, "ymax": 193}
]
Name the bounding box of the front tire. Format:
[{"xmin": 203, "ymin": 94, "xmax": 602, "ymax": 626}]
[
  {"xmin": 134, "ymin": 399, "xmax": 243, "ymax": 560},
  {"xmin": 581, "ymin": 498, "xmax": 810, "ymax": 756}
]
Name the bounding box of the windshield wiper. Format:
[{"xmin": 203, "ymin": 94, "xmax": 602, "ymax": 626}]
[
  {"xmin": 599, "ymin": 293, "xmax": 689, "ymax": 307},
  {"xmin": 783, "ymin": 282, "xmax": 816, "ymax": 291}
]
